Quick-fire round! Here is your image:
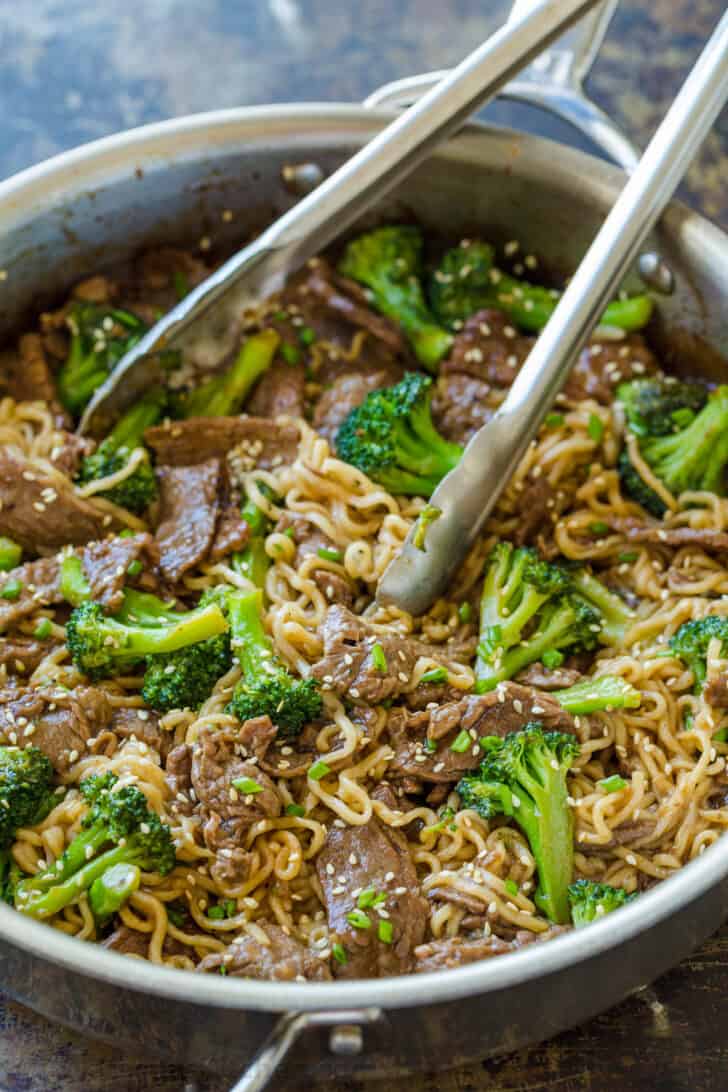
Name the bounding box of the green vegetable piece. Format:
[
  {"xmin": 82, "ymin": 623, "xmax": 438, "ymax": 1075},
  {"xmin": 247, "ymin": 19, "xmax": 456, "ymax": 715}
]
[
  {"xmin": 332, "ymin": 942, "xmax": 348, "ymax": 964},
  {"xmin": 89, "ymin": 862, "xmax": 141, "ymax": 924},
  {"xmin": 1, "ymin": 578, "xmax": 23, "ymax": 601},
  {"xmin": 669, "ymin": 616, "xmax": 728, "ymax": 692},
  {"xmin": 371, "ymin": 643, "xmax": 388, "ymax": 673},
  {"xmin": 172, "ymin": 270, "xmax": 190, "ymax": 300},
  {"xmin": 553, "ymin": 675, "xmax": 642, "ymax": 715},
  {"xmin": 308, "ymin": 760, "xmax": 330, "ymax": 781},
  {"xmin": 232, "ymin": 777, "xmax": 263, "ymax": 795},
  {"xmin": 450, "ymin": 730, "xmax": 471, "ymax": 754},
  {"xmin": 597, "ymin": 775, "xmax": 628, "ymax": 793},
  {"xmin": 33, "ymin": 618, "xmax": 53, "ymax": 640},
  {"xmin": 346, "ymin": 909, "xmax": 372, "ymax": 930},
  {"xmin": 420, "ymin": 667, "xmax": 449, "ymax": 685},
  {"xmin": 588, "ymin": 414, "xmax": 604, "ymax": 443},
  {"xmin": 0, "ymin": 537, "xmax": 22, "ymax": 572},
  {"xmin": 378, "ymin": 919, "xmax": 393, "ymax": 943},
  {"xmin": 177, "ymin": 330, "xmax": 280, "ymax": 418},
  {"xmin": 568, "ymin": 878, "xmax": 635, "ymax": 927},
  {"xmin": 317, "ymin": 547, "xmax": 342, "ymax": 562},
  {"xmin": 57, "ymin": 302, "xmax": 147, "ymax": 416},
  {"xmin": 285, "ymin": 803, "xmax": 306, "ymax": 818},
  {"xmin": 458, "ymin": 602, "xmax": 472, "ymax": 624},
  {"xmin": 412, "ymin": 503, "xmax": 442, "ymax": 550},
  {"xmin": 504, "ymin": 878, "xmax": 519, "ymax": 897},
  {"xmin": 281, "ymin": 342, "xmax": 301, "ymax": 365},
  {"xmin": 541, "ymin": 649, "xmax": 564, "ymax": 670}
]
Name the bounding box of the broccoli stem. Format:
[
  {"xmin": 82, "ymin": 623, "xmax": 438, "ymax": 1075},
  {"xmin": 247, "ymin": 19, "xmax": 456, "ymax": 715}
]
[
  {"xmin": 553, "ymin": 675, "xmax": 642, "ymax": 714},
  {"xmin": 59, "ymin": 553, "xmax": 92, "ymax": 607},
  {"xmin": 0, "ymin": 537, "xmax": 22, "ymax": 572},
  {"xmin": 18, "ymin": 841, "xmax": 150, "ymax": 920},
  {"xmin": 524, "ymin": 762, "xmax": 574, "ymax": 924},
  {"xmin": 179, "ymin": 330, "xmax": 279, "ymax": 418},
  {"xmin": 475, "ymin": 600, "xmax": 582, "ymax": 693},
  {"xmin": 89, "ymin": 862, "xmax": 141, "ymax": 924},
  {"xmin": 571, "ymin": 569, "xmax": 635, "ymax": 647},
  {"xmin": 96, "ymin": 605, "xmax": 228, "ymax": 657},
  {"xmin": 228, "ymin": 589, "xmax": 274, "ymax": 676},
  {"xmin": 231, "ymin": 496, "xmax": 272, "ymax": 588},
  {"xmin": 102, "ymin": 386, "xmax": 167, "ymax": 451},
  {"xmin": 491, "ymin": 274, "xmax": 653, "ymax": 335}
]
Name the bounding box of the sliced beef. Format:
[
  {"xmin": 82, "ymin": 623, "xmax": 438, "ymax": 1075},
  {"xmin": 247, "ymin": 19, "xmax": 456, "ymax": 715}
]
[
  {"xmin": 443, "ymin": 309, "xmax": 533, "ymax": 388},
  {"xmin": 0, "ymin": 452, "xmax": 115, "ymax": 553},
  {"xmin": 197, "ymin": 924, "xmax": 332, "ymax": 981},
  {"xmin": 578, "ymin": 820, "xmax": 655, "ymax": 856},
  {"xmin": 313, "ymin": 368, "xmax": 398, "ymax": 442},
  {"xmin": 0, "ymin": 637, "xmax": 57, "ymax": 676},
  {"xmin": 209, "ymin": 470, "xmax": 250, "ymax": 562},
  {"xmin": 155, "ymin": 460, "xmax": 221, "ymax": 583},
  {"xmin": 258, "ymin": 722, "xmax": 320, "ymax": 780},
  {"xmin": 237, "ymin": 715, "xmax": 279, "ymax": 763},
  {"xmin": 247, "ymin": 360, "xmax": 305, "ymax": 419},
  {"xmin": 0, "ymin": 685, "xmax": 112, "ymax": 774},
  {"xmin": 387, "ymin": 684, "xmax": 575, "ymax": 784},
  {"xmin": 49, "ymin": 431, "xmax": 94, "ymax": 478},
  {"xmin": 0, "ymin": 557, "xmax": 62, "ymax": 632},
  {"xmin": 512, "ymin": 476, "xmax": 557, "ymax": 548},
  {"xmin": 303, "ymin": 259, "xmax": 408, "ymax": 356},
  {"xmin": 432, "ymin": 373, "xmax": 493, "ymax": 445},
  {"xmin": 311, "ymin": 605, "xmax": 469, "ymax": 706},
  {"xmin": 110, "ymin": 706, "xmax": 171, "ymax": 760},
  {"xmin": 275, "ymin": 512, "xmax": 355, "ymax": 607},
  {"xmin": 564, "ymin": 335, "xmax": 659, "ymax": 404},
  {"xmin": 316, "ymin": 817, "xmax": 427, "ymax": 978},
  {"xmin": 705, "ymin": 674, "xmax": 728, "ymax": 709},
  {"xmin": 515, "ymin": 663, "xmax": 582, "ymax": 690},
  {"xmin": 165, "ymin": 743, "xmax": 194, "ymax": 816},
  {"xmin": 1, "ymin": 334, "xmax": 69, "ymax": 426},
  {"xmin": 102, "ymin": 924, "xmax": 190, "ymax": 961},
  {"xmin": 608, "ymin": 517, "xmax": 728, "ymax": 553},
  {"xmin": 414, "ymin": 926, "xmax": 567, "ymax": 972},
  {"xmin": 81, "ymin": 533, "xmax": 159, "ymax": 613},
  {"xmin": 145, "ymin": 416, "xmax": 299, "ymax": 471}
]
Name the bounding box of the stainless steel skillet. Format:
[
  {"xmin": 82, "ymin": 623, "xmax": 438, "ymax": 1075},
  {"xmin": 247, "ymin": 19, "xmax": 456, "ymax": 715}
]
[{"xmin": 0, "ymin": 13, "xmax": 727, "ymax": 1092}]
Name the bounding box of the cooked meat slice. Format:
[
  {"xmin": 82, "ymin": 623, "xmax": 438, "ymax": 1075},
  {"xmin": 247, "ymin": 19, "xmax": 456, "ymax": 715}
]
[
  {"xmin": 578, "ymin": 821, "xmax": 655, "ymax": 856},
  {"xmin": 313, "ymin": 368, "xmax": 398, "ymax": 442},
  {"xmin": 515, "ymin": 663, "xmax": 583, "ymax": 690},
  {"xmin": 443, "ymin": 309, "xmax": 533, "ymax": 387},
  {"xmin": 2, "ymin": 334, "xmax": 70, "ymax": 426},
  {"xmin": 145, "ymin": 416, "xmax": 299, "ymax": 471},
  {"xmin": 705, "ymin": 674, "xmax": 728, "ymax": 708},
  {"xmin": 414, "ymin": 926, "xmax": 568, "ymax": 972},
  {"xmin": 275, "ymin": 512, "xmax": 355, "ymax": 607},
  {"xmin": 110, "ymin": 706, "xmax": 171, "ymax": 760},
  {"xmin": 258, "ymin": 722, "xmax": 320, "ymax": 779},
  {"xmin": 48, "ymin": 431, "xmax": 94, "ymax": 478},
  {"xmin": 0, "ymin": 637, "xmax": 57, "ymax": 676},
  {"xmin": 0, "ymin": 451, "xmax": 116, "ymax": 553},
  {"xmin": 197, "ymin": 924, "xmax": 332, "ymax": 981},
  {"xmin": 404, "ymin": 681, "xmax": 469, "ymax": 710},
  {"xmin": 81, "ymin": 533, "xmax": 159, "ymax": 613},
  {"xmin": 237, "ymin": 715, "xmax": 278, "ymax": 763},
  {"xmin": 102, "ymin": 924, "xmax": 190, "ymax": 961},
  {"xmin": 387, "ymin": 684, "xmax": 575, "ymax": 783},
  {"xmin": 300, "ymin": 259, "xmax": 408, "ymax": 356},
  {"xmin": 0, "ymin": 557, "xmax": 62, "ymax": 632},
  {"xmin": 432, "ymin": 373, "xmax": 492, "ymax": 445},
  {"xmin": 209, "ymin": 472, "xmax": 250, "ymax": 562},
  {"xmin": 316, "ymin": 818, "xmax": 427, "ymax": 978},
  {"xmin": 191, "ymin": 724, "xmax": 281, "ymax": 858},
  {"xmin": 155, "ymin": 460, "xmax": 221, "ymax": 583},
  {"xmin": 512, "ymin": 476, "xmax": 557, "ymax": 548},
  {"xmin": 246, "ymin": 360, "xmax": 305, "ymax": 419},
  {"xmin": 0, "ymin": 685, "xmax": 113, "ymax": 774},
  {"xmin": 165, "ymin": 743, "xmax": 194, "ymax": 816},
  {"xmin": 608, "ymin": 517, "xmax": 728, "ymax": 553},
  {"xmin": 564, "ymin": 335, "xmax": 659, "ymax": 403}
]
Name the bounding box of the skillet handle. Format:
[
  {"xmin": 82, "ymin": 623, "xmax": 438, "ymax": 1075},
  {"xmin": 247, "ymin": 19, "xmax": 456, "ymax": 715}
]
[
  {"xmin": 364, "ymin": 0, "xmax": 640, "ymax": 170},
  {"xmin": 225, "ymin": 1008, "xmax": 382, "ymax": 1092}
]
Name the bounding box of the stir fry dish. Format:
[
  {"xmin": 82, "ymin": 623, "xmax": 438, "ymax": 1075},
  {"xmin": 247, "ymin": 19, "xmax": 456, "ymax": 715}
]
[{"xmin": 0, "ymin": 228, "xmax": 727, "ymax": 981}]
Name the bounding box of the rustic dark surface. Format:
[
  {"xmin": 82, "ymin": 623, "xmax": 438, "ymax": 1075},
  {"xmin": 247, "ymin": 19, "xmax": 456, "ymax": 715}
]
[{"xmin": 0, "ymin": 1, "xmax": 726, "ymax": 1089}]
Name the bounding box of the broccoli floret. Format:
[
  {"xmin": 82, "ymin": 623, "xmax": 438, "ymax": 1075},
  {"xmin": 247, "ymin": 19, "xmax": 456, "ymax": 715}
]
[
  {"xmin": 428, "ymin": 240, "xmax": 653, "ymax": 334},
  {"xmin": 553, "ymin": 675, "xmax": 642, "ymax": 714},
  {"xmin": 226, "ymin": 589, "xmax": 322, "ymax": 736},
  {"xmin": 669, "ymin": 616, "xmax": 728, "ymax": 692},
  {"xmin": 0, "ymin": 537, "xmax": 22, "ymax": 572},
  {"xmin": 619, "ymin": 386, "xmax": 728, "ymax": 517},
  {"xmin": 57, "ymin": 303, "xmax": 146, "ymax": 416},
  {"xmin": 474, "ymin": 542, "xmax": 599, "ymax": 693},
  {"xmin": 336, "ymin": 371, "xmax": 463, "ymax": 496},
  {"xmin": 15, "ymin": 773, "xmax": 175, "ymax": 920},
  {"xmin": 457, "ymin": 723, "xmax": 580, "ymax": 923},
  {"xmin": 76, "ymin": 386, "xmax": 166, "ymax": 514},
  {"xmin": 89, "ymin": 862, "xmax": 141, "ymax": 925},
  {"xmin": 0, "ymin": 746, "xmax": 55, "ymax": 851},
  {"xmin": 570, "ymin": 568, "xmax": 635, "ymax": 647},
  {"xmin": 65, "ymin": 598, "xmax": 228, "ymax": 681},
  {"xmin": 141, "ymin": 588, "xmax": 233, "ymax": 712},
  {"xmin": 616, "ymin": 377, "xmax": 708, "ymax": 437},
  {"xmin": 175, "ymin": 330, "xmax": 279, "ymax": 418},
  {"xmin": 568, "ymin": 878, "xmax": 635, "ymax": 927},
  {"xmin": 338, "ymin": 226, "xmax": 452, "ymax": 370}
]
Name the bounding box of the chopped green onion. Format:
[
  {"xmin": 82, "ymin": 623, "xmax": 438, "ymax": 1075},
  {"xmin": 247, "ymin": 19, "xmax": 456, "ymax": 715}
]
[
  {"xmin": 598, "ymin": 774, "xmax": 628, "ymax": 793},
  {"xmin": 219, "ymin": 965, "xmax": 228, "ymax": 976},
  {"xmin": 172, "ymin": 270, "xmax": 190, "ymax": 301},
  {"xmin": 544, "ymin": 412, "xmax": 564, "ymax": 429},
  {"xmin": 371, "ymin": 642, "xmax": 388, "ymax": 673},
  {"xmin": 346, "ymin": 909, "xmax": 371, "ymax": 930},
  {"xmin": 166, "ymin": 904, "xmax": 186, "ymax": 927},
  {"xmin": 332, "ymin": 942, "xmax": 348, "ymax": 964},
  {"xmin": 308, "ymin": 760, "xmax": 331, "ymax": 781},
  {"xmin": 542, "ymin": 649, "xmax": 564, "ymax": 670},
  {"xmin": 589, "ymin": 521, "xmax": 609, "ymax": 536},
  {"xmin": 298, "ymin": 326, "xmax": 315, "ymax": 346},
  {"xmin": 422, "ymin": 738, "xmax": 438, "ymax": 755},
  {"xmin": 713, "ymin": 726, "xmax": 728, "ymax": 743},
  {"xmin": 231, "ymin": 777, "xmax": 263, "ymax": 795},
  {"xmin": 588, "ymin": 413, "xmax": 604, "ymax": 443},
  {"xmin": 420, "ymin": 667, "xmax": 448, "ymax": 685},
  {"xmin": 1, "ymin": 578, "xmax": 23, "ymax": 601},
  {"xmin": 317, "ymin": 546, "xmax": 342, "ymax": 562},
  {"xmin": 450, "ymin": 730, "xmax": 471, "ymax": 754},
  {"xmin": 458, "ymin": 602, "xmax": 472, "ymax": 624},
  {"xmin": 281, "ymin": 342, "xmax": 301, "ymax": 365},
  {"xmin": 357, "ymin": 887, "xmax": 386, "ymax": 909},
  {"xmin": 283, "ymin": 526, "xmax": 296, "ymax": 538},
  {"xmin": 126, "ymin": 559, "xmax": 143, "ymax": 577},
  {"xmin": 412, "ymin": 504, "xmax": 442, "ymax": 551},
  {"xmin": 33, "ymin": 618, "xmax": 52, "ymax": 640},
  {"xmin": 285, "ymin": 803, "xmax": 306, "ymax": 818},
  {"xmin": 378, "ymin": 919, "xmax": 393, "ymax": 944},
  {"xmin": 683, "ymin": 712, "xmax": 694, "ymax": 731},
  {"xmin": 208, "ymin": 900, "xmax": 237, "ymax": 920},
  {"xmin": 504, "ymin": 878, "xmax": 519, "ymax": 897},
  {"xmin": 618, "ymin": 551, "xmax": 639, "ymax": 563},
  {"xmin": 272, "ymin": 310, "xmax": 288, "ymax": 322},
  {"xmin": 421, "ymin": 807, "xmax": 455, "ymax": 836},
  {"xmin": 0, "ymin": 536, "xmax": 21, "ymax": 572}
]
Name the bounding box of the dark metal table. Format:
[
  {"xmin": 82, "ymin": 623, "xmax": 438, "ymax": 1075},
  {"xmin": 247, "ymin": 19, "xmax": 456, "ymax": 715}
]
[{"xmin": 0, "ymin": 2, "xmax": 726, "ymax": 1089}]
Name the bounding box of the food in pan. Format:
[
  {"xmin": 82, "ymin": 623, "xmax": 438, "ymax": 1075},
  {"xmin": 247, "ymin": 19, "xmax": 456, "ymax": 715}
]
[{"xmin": 0, "ymin": 227, "xmax": 727, "ymax": 980}]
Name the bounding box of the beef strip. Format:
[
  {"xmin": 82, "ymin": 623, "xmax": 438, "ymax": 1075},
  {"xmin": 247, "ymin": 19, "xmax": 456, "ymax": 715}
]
[
  {"xmin": 247, "ymin": 360, "xmax": 305, "ymax": 419},
  {"xmin": 0, "ymin": 451, "xmax": 116, "ymax": 553},
  {"xmin": 258, "ymin": 722, "xmax": 320, "ymax": 779},
  {"xmin": 414, "ymin": 926, "xmax": 568, "ymax": 972},
  {"xmin": 303, "ymin": 259, "xmax": 408, "ymax": 356},
  {"xmin": 563, "ymin": 335, "xmax": 659, "ymax": 403},
  {"xmin": 607, "ymin": 517, "xmax": 728, "ymax": 553},
  {"xmin": 310, "ymin": 605, "xmax": 470, "ymax": 705},
  {"xmin": 515, "ymin": 663, "xmax": 582, "ymax": 690},
  {"xmin": 49, "ymin": 431, "xmax": 94, "ymax": 478},
  {"xmin": 275, "ymin": 512, "xmax": 355, "ymax": 607},
  {"xmin": 81, "ymin": 533, "xmax": 159, "ymax": 613},
  {"xmin": 577, "ymin": 820, "xmax": 655, "ymax": 856},
  {"xmin": 165, "ymin": 743, "xmax": 195, "ymax": 816},
  {"xmin": 313, "ymin": 368, "xmax": 399, "ymax": 442},
  {"xmin": 2, "ymin": 334, "xmax": 69, "ymax": 427},
  {"xmin": 0, "ymin": 638, "xmax": 58, "ymax": 676},
  {"xmin": 209, "ymin": 468, "xmax": 250, "ymax": 562},
  {"xmin": 316, "ymin": 817, "xmax": 427, "ymax": 978},
  {"xmin": 387, "ymin": 683, "xmax": 575, "ymax": 784},
  {"xmin": 155, "ymin": 460, "xmax": 221, "ymax": 583},
  {"xmin": 197, "ymin": 923, "xmax": 331, "ymax": 981},
  {"xmin": 145, "ymin": 416, "xmax": 299, "ymax": 471},
  {"xmin": 431, "ymin": 373, "xmax": 493, "ymax": 446},
  {"xmin": 237, "ymin": 715, "xmax": 279, "ymax": 762},
  {"xmin": 0, "ymin": 684, "xmax": 112, "ymax": 773},
  {"xmin": 102, "ymin": 924, "xmax": 190, "ymax": 961},
  {"xmin": 110, "ymin": 706, "xmax": 171, "ymax": 761},
  {"xmin": 0, "ymin": 557, "xmax": 62, "ymax": 632},
  {"xmin": 705, "ymin": 674, "xmax": 728, "ymax": 709},
  {"xmin": 512, "ymin": 477, "xmax": 557, "ymax": 548},
  {"xmin": 442, "ymin": 309, "xmax": 533, "ymax": 387}
]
